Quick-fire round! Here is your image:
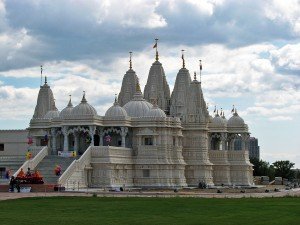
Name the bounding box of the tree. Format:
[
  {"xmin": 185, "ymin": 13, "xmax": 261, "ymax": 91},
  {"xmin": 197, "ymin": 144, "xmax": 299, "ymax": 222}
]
[
  {"xmin": 250, "ymin": 158, "xmax": 270, "ymax": 176},
  {"xmin": 272, "ymin": 160, "xmax": 295, "ymax": 180}
]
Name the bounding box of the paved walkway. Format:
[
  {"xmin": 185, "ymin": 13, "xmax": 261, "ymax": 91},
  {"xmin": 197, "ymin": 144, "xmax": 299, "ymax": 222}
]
[{"xmin": 1, "ymin": 188, "xmax": 300, "ymax": 201}]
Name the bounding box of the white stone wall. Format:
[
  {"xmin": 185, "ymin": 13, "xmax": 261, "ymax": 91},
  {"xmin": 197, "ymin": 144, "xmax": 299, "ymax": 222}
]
[{"xmin": 0, "ymin": 130, "xmax": 29, "ymax": 156}]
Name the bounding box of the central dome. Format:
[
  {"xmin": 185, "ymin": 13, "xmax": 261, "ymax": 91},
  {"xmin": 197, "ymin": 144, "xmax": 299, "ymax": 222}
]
[
  {"xmin": 71, "ymin": 93, "xmax": 97, "ymax": 116},
  {"xmin": 123, "ymin": 91, "xmax": 153, "ymax": 117}
]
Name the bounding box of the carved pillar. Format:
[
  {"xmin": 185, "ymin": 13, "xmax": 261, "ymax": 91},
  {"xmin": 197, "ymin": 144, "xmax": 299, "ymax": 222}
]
[
  {"xmin": 74, "ymin": 132, "xmax": 79, "ymax": 154},
  {"xmin": 120, "ymin": 127, "xmax": 128, "ymax": 148},
  {"xmin": 62, "ymin": 126, "xmax": 69, "ymax": 152},
  {"xmin": 208, "ymin": 134, "xmax": 212, "ymax": 150},
  {"xmin": 99, "ymin": 127, "xmax": 104, "ymax": 146},
  {"xmin": 89, "ymin": 126, "xmax": 96, "ymax": 146},
  {"xmin": 50, "ymin": 128, "xmax": 56, "ymax": 154},
  {"xmin": 242, "ymin": 133, "xmax": 250, "ymax": 151},
  {"xmin": 221, "ymin": 133, "xmax": 227, "ymax": 151}
]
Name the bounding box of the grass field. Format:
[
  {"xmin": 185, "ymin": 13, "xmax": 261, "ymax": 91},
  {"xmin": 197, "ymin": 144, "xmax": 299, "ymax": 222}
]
[{"xmin": 0, "ymin": 196, "xmax": 300, "ymax": 225}]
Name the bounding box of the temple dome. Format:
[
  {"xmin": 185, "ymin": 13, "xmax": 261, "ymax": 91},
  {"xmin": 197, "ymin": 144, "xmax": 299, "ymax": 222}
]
[
  {"xmin": 146, "ymin": 104, "xmax": 166, "ymax": 118},
  {"xmin": 105, "ymin": 99, "xmax": 128, "ymax": 117},
  {"xmin": 60, "ymin": 97, "xmax": 74, "ymax": 118},
  {"xmin": 44, "ymin": 109, "xmax": 60, "ymax": 119},
  {"xmin": 211, "ymin": 113, "xmax": 226, "ymax": 127},
  {"xmin": 228, "ymin": 111, "xmax": 245, "ymax": 127},
  {"xmin": 71, "ymin": 93, "xmax": 97, "ymax": 116},
  {"xmin": 123, "ymin": 91, "xmax": 152, "ymax": 117}
]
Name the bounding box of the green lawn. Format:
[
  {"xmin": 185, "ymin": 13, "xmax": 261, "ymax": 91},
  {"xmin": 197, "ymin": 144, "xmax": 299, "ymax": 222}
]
[{"xmin": 0, "ymin": 196, "xmax": 300, "ymax": 225}]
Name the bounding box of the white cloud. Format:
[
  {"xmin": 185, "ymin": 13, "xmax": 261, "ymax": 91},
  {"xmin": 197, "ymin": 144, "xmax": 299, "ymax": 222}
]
[
  {"xmin": 184, "ymin": 0, "xmax": 225, "ymax": 16},
  {"xmin": 265, "ymin": 0, "xmax": 300, "ymax": 35},
  {"xmin": 0, "ymin": 85, "xmax": 38, "ymax": 120},
  {"xmin": 270, "ymin": 43, "xmax": 300, "ymax": 70}
]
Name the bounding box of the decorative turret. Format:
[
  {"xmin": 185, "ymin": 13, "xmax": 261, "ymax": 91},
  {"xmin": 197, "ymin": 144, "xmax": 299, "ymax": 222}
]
[
  {"xmin": 32, "ymin": 67, "xmax": 56, "ymax": 119},
  {"xmin": 118, "ymin": 51, "xmax": 139, "ymax": 106},
  {"xmin": 182, "ymin": 72, "xmax": 209, "ymax": 124},
  {"xmin": 170, "ymin": 50, "xmax": 192, "ymax": 118},
  {"xmin": 144, "ymin": 39, "xmax": 171, "ymax": 114}
]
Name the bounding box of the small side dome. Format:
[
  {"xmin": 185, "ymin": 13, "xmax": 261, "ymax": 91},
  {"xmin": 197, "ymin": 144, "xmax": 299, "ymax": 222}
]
[
  {"xmin": 72, "ymin": 92, "xmax": 97, "ymax": 116},
  {"xmin": 146, "ymin": 101, "xmax": 166, "ymax": 118},
  {"xmin": 123, "ymin": 82, "xmax": 152, "ymax": 117},
  {"xmin": 60, "ymin": 96, "xmax": 74, "ymax": 118},
  {"xmin": 44, "ymin": 110, "xmax": 60, "ymax": 119},
  {"xmin": 105, "ymin": 97, "xmax": 128, "ymax": 117},
  {"xmin": 221, "ymin": 111, "xmax": 228, "ymax": 124},
  {"xmin": 228, "ymin": 109, "xmax": 245, "ymax": 127},
  {"xmin": 44, "ymin": 100, "xmax": 60, "ymax": 119},
  {"xmin": 212, "ymin": 112, "xmax": 226, "ymax": 127}
]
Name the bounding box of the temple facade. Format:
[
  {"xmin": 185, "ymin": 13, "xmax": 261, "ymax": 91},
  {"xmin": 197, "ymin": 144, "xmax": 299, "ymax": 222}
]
[{"xmin": 0, "ymin": 44, "xmax": 253, "ymax": 189}]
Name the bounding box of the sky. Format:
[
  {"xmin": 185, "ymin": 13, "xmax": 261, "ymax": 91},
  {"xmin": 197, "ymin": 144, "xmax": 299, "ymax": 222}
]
[{"xmin": 0, "ymin": 0, "xmax": 299, "ymax": 167}]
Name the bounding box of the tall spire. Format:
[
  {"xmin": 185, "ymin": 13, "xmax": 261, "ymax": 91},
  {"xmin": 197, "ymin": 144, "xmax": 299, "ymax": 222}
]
[
  {"xmin": 199, "ymin": 60, "xmax": 202, "ymax": 83},
  {"xmin": 40, "ymin": 65, "xmax": 43, "ymax": 86},
  {"xmin": 194, "ymin": 72, "xmax": 197, "ymax": 81},
  {"xmin": 129, "ymin": 51, "xmax": 132, "ymax": 69},
  {"xmin": 181, "ymin": 49, "xmax": 185, "ymax": 68},
  {"xmin": 153, "ymin": 38, "xmax": 159, "ymax": 61},
  {"xmin": 44, "ymin": 76, "xmax": 47, "ymax": 85}
]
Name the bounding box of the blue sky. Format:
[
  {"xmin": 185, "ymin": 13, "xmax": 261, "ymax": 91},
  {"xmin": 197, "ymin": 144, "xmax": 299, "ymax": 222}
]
[{"xmin": 0, "ymin": 0, "xmax": 299, "ymax": 166}]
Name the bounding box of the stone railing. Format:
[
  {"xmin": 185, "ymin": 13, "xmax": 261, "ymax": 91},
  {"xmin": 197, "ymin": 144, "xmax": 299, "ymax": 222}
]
[
  {"xmin": 58, "ymin": 146, "xmax": 92, "ymax": 187},
  {"xmin": 13, "ymin": 146, "xmax": 48, "ymax": 177},
  {"xmin": 28, "ymin": 146, "xmax": 45, "ymax": 157}
]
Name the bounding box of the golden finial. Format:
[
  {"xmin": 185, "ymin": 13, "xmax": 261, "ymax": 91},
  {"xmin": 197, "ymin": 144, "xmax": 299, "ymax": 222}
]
[
  {"xmin": 181, "ymin": 49, "xmax": 185, "ymax": 68},
  {"xmin": 129, "ymin": 51, "xmax": 132, "ymax": 69},
  {"xmin": 153, "ymin": 38, "xmax": 159, "ymax": 61},
  {"xmin": 136, "ymin": 79, "xmax": 141, "ymax": 92}
]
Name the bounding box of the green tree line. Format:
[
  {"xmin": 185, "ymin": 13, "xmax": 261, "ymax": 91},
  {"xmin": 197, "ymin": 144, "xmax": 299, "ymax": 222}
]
[{"xmin": 250, "ymin": 158, "xmax": 298, "ymax": 180}]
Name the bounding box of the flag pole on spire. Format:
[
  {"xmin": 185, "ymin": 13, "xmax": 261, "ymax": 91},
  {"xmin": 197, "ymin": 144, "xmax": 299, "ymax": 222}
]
[
  {"xmin": 199, "ymin": 60, "xmax": 202, "ymax": 83},
  {"xmin": 181, "ymin": 49, "xmax": 185, "ymax": 68},
  {"xmin": 114, "ymin": 93, "xmax": 117, "ymax": 103},
  {"xmin": 153, "ymin": 38, "xmax": 159, "ymax": 61},
  {"xmin": 40, "ymin": 65, "xmax": 43, "ymax": 86},
  {"xmin": 129, "ymin": 51, "xmax": 132, "ymax": 69}
]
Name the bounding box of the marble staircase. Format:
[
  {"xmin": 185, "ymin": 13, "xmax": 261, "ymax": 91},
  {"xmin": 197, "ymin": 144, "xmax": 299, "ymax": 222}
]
[{"xmin": 35, "ymin": 155, "xmax": 77, "ymax": 184}]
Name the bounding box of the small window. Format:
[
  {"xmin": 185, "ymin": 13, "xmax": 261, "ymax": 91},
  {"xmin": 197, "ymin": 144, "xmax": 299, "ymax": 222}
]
[
  {"xmin": 144, "ymin": 137, "xmax": 153, "ymax": 146},
  {"xmin": 143, "ymin": 169, "xmax": 150, "ymax": 178},
  {"xmin": 0, "ymin": 144, "xmax": 4, "ymax": 151},
  {"xmin": 40, "ymin": 139, "xmax": 48, "ymax": 146},
  {"xmin": 0, "ymin": 167, "xmax": 5, "ymax": 178}
]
